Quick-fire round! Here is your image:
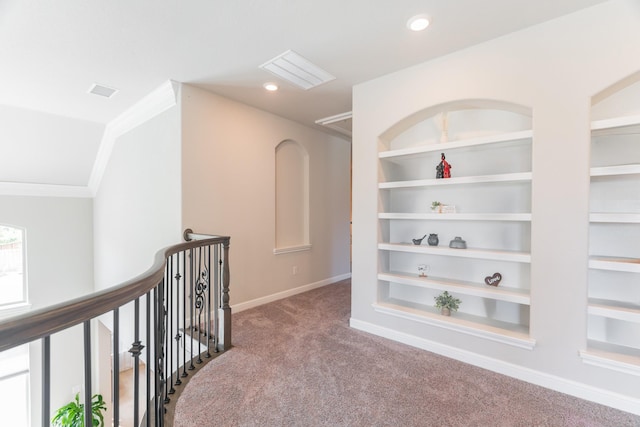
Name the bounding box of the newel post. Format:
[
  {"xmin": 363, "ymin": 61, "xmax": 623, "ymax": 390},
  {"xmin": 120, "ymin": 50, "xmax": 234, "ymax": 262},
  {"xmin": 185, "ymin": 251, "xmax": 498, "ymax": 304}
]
[{"xmin": 219, "ymin": 239, "xmax": 231, "ymax": 351}]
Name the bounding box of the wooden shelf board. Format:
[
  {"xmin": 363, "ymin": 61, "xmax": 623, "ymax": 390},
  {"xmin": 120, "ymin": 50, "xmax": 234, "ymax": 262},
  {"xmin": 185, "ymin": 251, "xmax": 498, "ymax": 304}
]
[
  {"xmin": 589, "ymin": 213, "xmax": 640, "ymax": 223},
  {"xmin": 589, "ymin": 256, "xmax": 640, "ymax": 273},
  {"xmin": 588, "ymin": 299, "xmax": 640, "ymax": 323},
  {"xmin": 379, "ymin": 172, "xmax": 532, "ymax": 189},
  {"xmin": 580, "ymin": 340, "xmax": 640, "ymax": 376},
  {"xmin": 379, "ymin": 130, "xmax": 532, "ymax": 160},
  {"xmin": 378, "ymin": 212, "xmax": 531, "ymax": 221},
  {"xmin": 378, "ymin": 271, "xmax": 530, "ymax": 304},
  {"xmin": 379, "ymin": 242, "xmax": 531, "ymax": 263},
  {"xmin": 590, "ymin": 164, "xmax": 640, "ymax": 177},
  {"xmin": 373, "ymin": 300, "xmax": 535, "ymax": 350}
]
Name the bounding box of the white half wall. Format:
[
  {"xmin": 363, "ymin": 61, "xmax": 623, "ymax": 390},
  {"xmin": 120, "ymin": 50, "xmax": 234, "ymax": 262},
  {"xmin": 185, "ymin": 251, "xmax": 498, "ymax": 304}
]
[{"xmin": 180, "ymin": 84, "xmax": 351, "ymax": 305}]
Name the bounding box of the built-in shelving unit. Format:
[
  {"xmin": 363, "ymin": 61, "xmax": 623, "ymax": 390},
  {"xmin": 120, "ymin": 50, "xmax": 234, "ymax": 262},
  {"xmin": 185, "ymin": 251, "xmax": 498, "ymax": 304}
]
[
  {"xmin": 581, "ymin": 113, "xmax": 640, "ymax": 376},
  {"xmin": 376, "ymin": 108, "xmax": 534, "ymax": 349}
]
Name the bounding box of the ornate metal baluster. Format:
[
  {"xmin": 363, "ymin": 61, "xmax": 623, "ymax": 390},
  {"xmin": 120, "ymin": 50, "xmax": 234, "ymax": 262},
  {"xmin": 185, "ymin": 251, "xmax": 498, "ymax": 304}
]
[
  {"xmin": 154, "ymin": 281, "xmax": 167, "ymax": 426},
  {"xmin": 188, "ymin": 248, "xmax": 195, "ymax": 370},
  {"xmin": 221, "ymin": 240, "xmax": 231, "ymax": 350},
  {"xmin": 167, "ymin": 260, "xmax": 175, "ymax": 397},
  {"xmin": 146, "ymin": 291, "xmax": 151, "ymax": 427},
  {"xmin": 181, "ymin": 250, "xmax": 188, "ymax": 379},
  {"xmin": 194, "ymin": 246, "xmax": 208, "ymax": 364},
  {"xmin": 174, "ymin": 252, "xmax": 182, "ymax": 386},
  {"xmin": 213, "ymin": 243, "xmax": 220, "ymax": 353},
  {"xmin": 129, "ymin": 297, "xmax": 144, "ymax": 427}
]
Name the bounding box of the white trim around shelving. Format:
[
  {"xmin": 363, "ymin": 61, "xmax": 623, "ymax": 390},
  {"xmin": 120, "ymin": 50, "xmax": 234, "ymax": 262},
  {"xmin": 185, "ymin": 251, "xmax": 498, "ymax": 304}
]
[
  {"xmin": 588, "ymin": 301, "xmax": 640, "ymax": 323},
  {"xmin": 591, "ymin": 114, "xmax": 640, "ymax": 132},
  {"xmin": 580, "ymin": 349, "xmax": 640, "ymax": 377},
  {"xmin": 273, "ymin": 244, "xmax": 312, "ymax": 255},
  {"xmin": 379, "ymin": 212, "xmax": 531, "ymax": 221},
  {"xmin": 378, "ymin": 272, "xmax": 530, "ymax": 304},
  {"xmin": 379, "ymin": 242, "xmax": 531, "ymax": 263},
  {"xmin": 590, "ymin": 164, "xmax": 640, "ymax": 177},
  {"xmin": 379, "ymin": 172, "xmax": 531, "ymax": 189},
  {"xmin": 372, "ymin": 301, "xmax": 535, "ymax": 350},
  {"xmin": 349, "ymin": 318, "xmax": 640, "ymax": 415},
  {"xmin": 589, "ymin": 257, "xmax": 640, "ymax": 273},
  {"xmin": 378, "ymin": 130, "xmax": 532, "ymax": 160},
  {"xmin": 589, "ymin": 213, "xmax": 640, "ymax": 223}
]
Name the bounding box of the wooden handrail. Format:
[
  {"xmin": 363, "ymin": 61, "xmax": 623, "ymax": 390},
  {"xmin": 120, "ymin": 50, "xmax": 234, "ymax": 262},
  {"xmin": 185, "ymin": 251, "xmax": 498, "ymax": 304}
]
[{"xmin": 0, "ymin": 235, "xmax": 230, "ymax": 353}]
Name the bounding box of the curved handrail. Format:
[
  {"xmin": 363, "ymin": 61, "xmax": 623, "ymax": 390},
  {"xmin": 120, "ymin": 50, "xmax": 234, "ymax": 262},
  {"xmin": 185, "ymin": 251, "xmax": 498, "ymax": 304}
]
[{"xmin": 0, "ymin": 235, "xmax": 230, "ymax": 353}]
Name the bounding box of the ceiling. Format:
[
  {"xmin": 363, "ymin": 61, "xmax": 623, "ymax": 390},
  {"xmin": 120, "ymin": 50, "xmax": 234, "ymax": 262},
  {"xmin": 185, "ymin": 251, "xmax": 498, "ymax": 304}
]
[{"xmin": 0, "ymin": 0, "xmax": 609, "ymax": 188}]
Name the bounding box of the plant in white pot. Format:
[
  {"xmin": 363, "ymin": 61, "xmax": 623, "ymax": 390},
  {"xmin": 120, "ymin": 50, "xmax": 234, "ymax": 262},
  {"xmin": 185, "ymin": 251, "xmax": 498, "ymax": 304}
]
[{"xmin": 434, "ymin": 291, "xmax": 461, "ymax": 316}]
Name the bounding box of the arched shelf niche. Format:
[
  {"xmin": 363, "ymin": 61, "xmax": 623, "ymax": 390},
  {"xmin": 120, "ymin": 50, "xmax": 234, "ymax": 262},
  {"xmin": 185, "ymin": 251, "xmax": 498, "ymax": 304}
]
[
  {"xmin": 274, "ymin": 139, "xmax": 311, "ymax": 255},
  {"xmin": 582, "ymin": 71, "xmax": 640, "ymax": 375},
  {"xmin": 375, "ymin": 99, "xmax": 537, "ymax": 349}
]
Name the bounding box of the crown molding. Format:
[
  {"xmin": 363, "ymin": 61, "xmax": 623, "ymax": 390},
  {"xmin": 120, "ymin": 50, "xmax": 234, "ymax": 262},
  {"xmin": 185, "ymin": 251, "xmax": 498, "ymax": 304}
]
[
  {"xmin": 87, "ymin": 80, "xmax": 179, "ymax": 195},
  {"xmin": 0, "ymin": 182, "xmax": 92, "ymax": 198},
  {"xmin": 0, "ymin": 80, "xmax": 179, "ymax": 199}
]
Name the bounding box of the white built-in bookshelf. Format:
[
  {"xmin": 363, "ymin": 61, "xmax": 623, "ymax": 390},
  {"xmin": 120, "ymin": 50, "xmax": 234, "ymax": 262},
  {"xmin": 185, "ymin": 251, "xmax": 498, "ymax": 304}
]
[
  {"xmin": 580, "ymin": 113, "xmax": 640, "ymax": 376},
  {"xmin": 377, "ymin": 109, "xmax": 534, "ymax": 349}
]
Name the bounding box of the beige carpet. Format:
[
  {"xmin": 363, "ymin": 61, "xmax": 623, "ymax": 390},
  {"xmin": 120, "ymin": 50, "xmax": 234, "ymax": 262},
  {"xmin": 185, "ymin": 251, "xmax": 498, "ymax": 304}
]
[{"xmin": 174, "ymin": 279, "xmax": 640, "ymax": 426}]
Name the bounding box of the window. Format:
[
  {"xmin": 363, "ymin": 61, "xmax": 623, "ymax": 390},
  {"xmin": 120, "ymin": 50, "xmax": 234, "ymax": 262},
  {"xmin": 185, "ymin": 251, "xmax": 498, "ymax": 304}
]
[{"xmin": 0, "ymin": 225, "xmax": 27, "ymax": 308}]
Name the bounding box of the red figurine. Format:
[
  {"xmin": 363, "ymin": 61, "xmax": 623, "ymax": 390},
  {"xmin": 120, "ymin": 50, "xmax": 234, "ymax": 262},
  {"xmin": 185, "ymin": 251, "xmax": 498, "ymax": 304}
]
[{"xmin": 437, "ymin": 153, "xmax": 452, "ymax": 179}]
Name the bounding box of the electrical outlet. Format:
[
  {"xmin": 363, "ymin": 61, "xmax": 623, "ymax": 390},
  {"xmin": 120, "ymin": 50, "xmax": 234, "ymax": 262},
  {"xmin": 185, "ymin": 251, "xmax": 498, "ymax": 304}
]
[{"xmin": 292, "ymin": 266, "xmax": 298, "ymax": 275}]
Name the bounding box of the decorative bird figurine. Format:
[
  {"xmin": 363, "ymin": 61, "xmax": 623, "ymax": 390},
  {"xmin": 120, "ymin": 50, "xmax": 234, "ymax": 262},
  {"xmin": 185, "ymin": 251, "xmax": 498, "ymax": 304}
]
[{"xmin": 412, "ymin": 235, "xmax": 427, "ymax": 245}]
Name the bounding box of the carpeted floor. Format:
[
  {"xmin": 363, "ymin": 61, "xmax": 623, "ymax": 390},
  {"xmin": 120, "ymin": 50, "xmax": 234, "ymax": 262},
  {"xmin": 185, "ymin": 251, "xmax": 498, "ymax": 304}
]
[{"xmin": 174, "ymin": 279, "xmax": 640, "ymax": 426}]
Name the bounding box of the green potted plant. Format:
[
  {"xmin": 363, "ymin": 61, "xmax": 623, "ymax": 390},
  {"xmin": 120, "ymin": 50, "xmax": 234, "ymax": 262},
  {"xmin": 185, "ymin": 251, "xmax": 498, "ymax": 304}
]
[
  {"xmin": 51, "ymin": 393, "xmax": 107, "ymax": 427},
  {"xmin": 434, "ymin": 291, "xmax": 461, "ymax": 316},
  {"xmin": 431, "ymin": 201, "xmax": 442, "ymax": 213}
]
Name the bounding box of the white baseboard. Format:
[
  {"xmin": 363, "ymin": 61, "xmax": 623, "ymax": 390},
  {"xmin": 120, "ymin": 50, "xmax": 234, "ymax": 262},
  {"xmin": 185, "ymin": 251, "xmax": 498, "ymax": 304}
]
[
  {"xmin": 232, "ymin": 273, "xmax": 351, "ymax": 313},
  {"xmin": 349, "ymin": 318, "xmax": 640, "ymax": 416}
]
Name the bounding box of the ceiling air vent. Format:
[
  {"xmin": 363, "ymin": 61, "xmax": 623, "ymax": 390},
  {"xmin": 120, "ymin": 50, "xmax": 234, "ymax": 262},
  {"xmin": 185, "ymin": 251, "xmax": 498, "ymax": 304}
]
[
  {"xmin": 88, "ymin": 83, "xmax": 118, "ymax": 98},
  {"xmin": 260, "ymin": 50, "xmax": 335, "ymax": 90}
]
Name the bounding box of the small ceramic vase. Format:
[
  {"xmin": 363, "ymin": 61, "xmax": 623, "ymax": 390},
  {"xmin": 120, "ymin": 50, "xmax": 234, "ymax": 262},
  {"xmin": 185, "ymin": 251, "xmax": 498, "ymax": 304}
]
[
  {"xmin": 449, "ymin": 236, "xmax": 467, "ymax": 249},
  {"xmin": 427, "ymin": 234, "xmax": 439, "ymax": 246}
]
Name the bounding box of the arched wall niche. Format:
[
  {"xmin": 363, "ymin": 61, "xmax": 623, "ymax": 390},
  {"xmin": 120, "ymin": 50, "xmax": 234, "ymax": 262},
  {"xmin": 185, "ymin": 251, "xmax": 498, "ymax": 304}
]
[
  {"xmin": 591, "ymin": 70, "xmax": 640, "ymax": 120},
  {"xmin": 274, "ymin": 139, "xmax": 310, "ymax": 254},
  {"xmin": 379, "ymin": 99, "xmax": 532, "ymax": 152}
]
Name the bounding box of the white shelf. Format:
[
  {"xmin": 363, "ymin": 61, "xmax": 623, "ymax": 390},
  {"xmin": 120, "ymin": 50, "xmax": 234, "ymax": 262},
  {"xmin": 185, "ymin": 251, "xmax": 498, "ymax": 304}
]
[
  {"xmin": 379, "ymin": 212, "xmax": 531, "ymax": 221},
  {"xmin": 379, "ymin": 130, "xmax": 532, "ymax": 160},
  {"xmin": 373, "ymin": 301, "xmax": 535, "ymax": 350},
  {"xmin": 588, "ymin": 299, "xmax": 640, "ymax": 323},
  {"xmin": 590, "ymin": 164, "xmax": 640, "ymax": 177},
  {"xmin": 591, "ymin": 114, "xmax": 640, "ymax": 135},
  {"xmin": 378, "ymin": 272, "xmax": 530, "ymax": 304},
  {"xmin": 379, "ymin": 172, "xmax": 532, "ymax": 189},
  {"xmin": 589, "ymin": 256, "xmax": 640, "ymax": 273},
  {"xmin": 580, "ymin": 341, "xmax": 640, "ymax": 376},
  {"xmin": 379, "ymin": 242, "xmax": 531, "ymax": 263},
  {"xmin": 589, "ymin": 213, "xmax": 640, "ymax": 223}
]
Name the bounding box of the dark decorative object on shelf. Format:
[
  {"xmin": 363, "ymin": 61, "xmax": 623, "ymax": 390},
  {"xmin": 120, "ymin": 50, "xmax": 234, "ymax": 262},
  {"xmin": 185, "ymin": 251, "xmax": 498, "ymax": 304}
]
[
  {"xmin": 427, "ymin": 233, "xmax": 439, "ymax": 246},
  {"xmin": 436, "ymin": 152, "xmax": 452, "ymax": 179},
  {"xmin": 449, "ymin": 236, "xmax": 467, "ymax": 249},
  {"xmin": 412, "ymin": 235, "xmax": 427, "ymax": 245},
  {"xmin": 484, "ymin": 272, "xmax": 503, "ymax": 287}
]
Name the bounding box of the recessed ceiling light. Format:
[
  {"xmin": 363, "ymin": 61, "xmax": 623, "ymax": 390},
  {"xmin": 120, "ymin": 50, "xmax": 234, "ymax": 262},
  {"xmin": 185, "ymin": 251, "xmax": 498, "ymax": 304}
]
[
  {"xmin": 263, "ymin": 82, "xmax": 279, "ymax": 92},
  {"xmin": 407, "ymin": 14, "xmax": 430, "ymax": 32},
  {"xmin": 88, "ymin": 83, "xmax": 118, "ymax": 98}
]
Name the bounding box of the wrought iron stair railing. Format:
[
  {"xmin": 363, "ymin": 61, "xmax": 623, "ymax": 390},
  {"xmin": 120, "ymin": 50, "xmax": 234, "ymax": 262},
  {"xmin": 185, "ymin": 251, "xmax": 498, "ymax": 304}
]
[{"xmin": 0, "ymin": 230, "xmax": 230, "ymax": 427}]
